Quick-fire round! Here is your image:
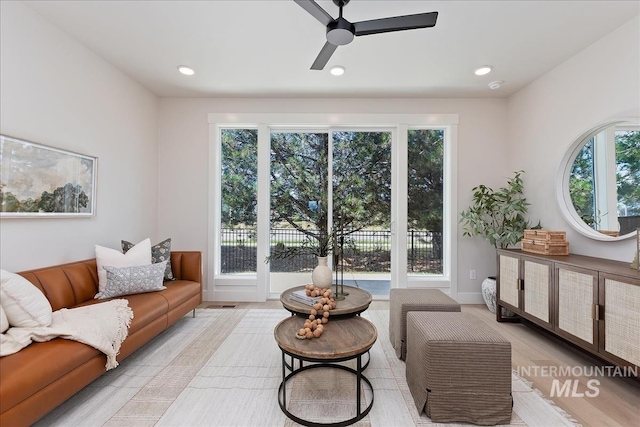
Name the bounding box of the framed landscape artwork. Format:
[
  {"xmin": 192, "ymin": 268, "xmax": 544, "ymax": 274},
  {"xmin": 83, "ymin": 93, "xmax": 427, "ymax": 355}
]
[{"xmin": 0, "ymin": 135, "xmax": 97, "ymax": 217}]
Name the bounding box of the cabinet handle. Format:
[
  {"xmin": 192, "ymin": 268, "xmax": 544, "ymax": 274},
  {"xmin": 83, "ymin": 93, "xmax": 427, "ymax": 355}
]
[
  {"xmin": 591, "ymin": 304, "xmax": 601, "ymax": 321},
  {"xmin": 517, "ymin": 279, "xmax": 524, "ymax": 290}
]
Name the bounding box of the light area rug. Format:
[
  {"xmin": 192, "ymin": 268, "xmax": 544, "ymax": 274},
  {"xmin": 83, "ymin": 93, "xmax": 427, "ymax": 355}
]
[{"xmin": 35, "ymin": 309, "xmax": 579, "ymax": 427}]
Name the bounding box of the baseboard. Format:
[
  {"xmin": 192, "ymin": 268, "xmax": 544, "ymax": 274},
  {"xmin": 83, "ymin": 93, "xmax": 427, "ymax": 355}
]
[
  {"xmin": 212, "ymin": 290, "xmax": 260, "ymax": 302},
  {"xmin": 224, "ymin": 291, "xmax": 486, "ymax": 304},
  {"xmin": 456, "ymin": 292, "xmax": 485, "ymax": 305}
]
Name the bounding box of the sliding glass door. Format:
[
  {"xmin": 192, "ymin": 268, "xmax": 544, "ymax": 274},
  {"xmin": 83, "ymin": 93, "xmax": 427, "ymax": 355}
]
[
  {"xmin": 268, "ymin": 130, "xmax": 392, "ymax": 296},
  {"xmin": 211, "ymin": 116, "xmax": 454, "ymax": 302},
  {"xmin": 332, "ymin": 131, "xmax": 391, "ymax": 295},
  {"xmin": 269, "ymin": 131, "xmax": 329, "ymax": 290}
]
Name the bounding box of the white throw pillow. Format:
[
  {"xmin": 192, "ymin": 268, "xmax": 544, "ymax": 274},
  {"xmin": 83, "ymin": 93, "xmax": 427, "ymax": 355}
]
[
  {"xmin": 95, "ymin": 238, "xmax": 152, "ymax": 297},
  {"xmin": 0, "ymin": 304, "xmax": 9, "ymax": 333},
  {"xmin": 0, "ymin": 269, "xmax": 53, "ymax": 327}
]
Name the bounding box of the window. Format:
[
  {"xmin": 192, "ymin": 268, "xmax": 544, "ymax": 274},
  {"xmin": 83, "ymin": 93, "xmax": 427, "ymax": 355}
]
[
  {"xmin": 333, "ymin": 131, "xmax": 392, "ymax": 287},
  {"xmin": 269, "ymin": 131, "xmax": 329, "ymax": 274},
  {"xmin": 209, "ymin": 114, "xmax": 458, "ymax": 302},
  {"xmin": 268, "ymin": 130, "xmax": 392, "ymax": 295},
  {"xmin": 407, "ymin": 129, "xmax": 444, "ymax": 276},
  {"xmin": 219, "ymin": 129, "xmax": 257, "ymax": 274}
]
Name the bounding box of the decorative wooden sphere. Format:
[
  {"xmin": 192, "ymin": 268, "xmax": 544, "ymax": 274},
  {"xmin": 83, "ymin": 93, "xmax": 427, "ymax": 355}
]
[{"xmin": 294, "ymin": 284, "xmax": 337, "ymax": 339}]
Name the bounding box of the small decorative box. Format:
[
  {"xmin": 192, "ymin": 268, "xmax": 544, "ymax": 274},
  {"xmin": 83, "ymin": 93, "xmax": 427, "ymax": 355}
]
[
  {"xmin": 523, "ymin": 229, "xmax": 567, "ymax": 243},
  {"xmin": 521, "ymin": 239, "xmax": 569, "ymax": 255}
]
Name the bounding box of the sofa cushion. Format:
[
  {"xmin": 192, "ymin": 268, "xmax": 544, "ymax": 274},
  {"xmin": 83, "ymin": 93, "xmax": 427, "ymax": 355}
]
[
  {"xmin": 0, "ymin": 270, "xmax": 52, "ymax": 328},
  {"xmin": 96, "ymin": 262, "xmax": 167, "ymax": 300},
  {"xmin": 0, "ymin": 305, "xmax": 8, "ymax": 333},
  {"xmin": 122, "ymin": 238, "xmax": 175, "ymax": 281},
  {"xmin": 76, "ymin": 291, "xmax": 168, "ymax": 335},
  {"xmin": 159, "ymin": 280, "xmax": 203, "ymax": 311},
  {"xmin": 0, "ymin": 338, "xmax": 101, "ymax": 415},
  {"xmin": 95, "ymin": 238, "xmax": 151, "ymax": 297}
]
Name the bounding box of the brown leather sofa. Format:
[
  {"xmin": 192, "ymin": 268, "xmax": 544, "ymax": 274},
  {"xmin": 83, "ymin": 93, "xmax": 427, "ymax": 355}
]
[{"xmin": 0, "ymin": 251, "xmax": 203, "ymax": 427}]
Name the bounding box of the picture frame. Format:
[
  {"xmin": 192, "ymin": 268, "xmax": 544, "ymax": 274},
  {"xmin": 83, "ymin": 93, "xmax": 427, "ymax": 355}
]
[{"xmin": 0, "ymin": 134, "xmax": 97, "ymax": 218}]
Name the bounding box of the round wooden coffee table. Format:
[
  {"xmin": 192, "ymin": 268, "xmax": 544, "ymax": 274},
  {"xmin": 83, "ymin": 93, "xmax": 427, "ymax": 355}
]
[
  {"xmin": 280, "ymin": 285, "xmax": 372, "ymax": 317},
  {"xmin": 274, "ymin": 315, "xmax": 377, "ymax": 427}
]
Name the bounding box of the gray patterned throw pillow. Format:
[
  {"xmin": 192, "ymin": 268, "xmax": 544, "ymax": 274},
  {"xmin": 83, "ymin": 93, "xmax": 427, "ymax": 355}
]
[
  {"xmin": 97, "ymin": 262, "xmax": 167, "ymax": 299},
  {"xmin": 122, "ymin": 238, "xmax": 174, "ymax": 281}
]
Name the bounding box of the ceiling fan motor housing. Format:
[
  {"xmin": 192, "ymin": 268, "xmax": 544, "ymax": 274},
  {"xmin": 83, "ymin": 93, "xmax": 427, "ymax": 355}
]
[{"xmin": 327, "ymin": 18, "xmax": 355, "ymax": 45}]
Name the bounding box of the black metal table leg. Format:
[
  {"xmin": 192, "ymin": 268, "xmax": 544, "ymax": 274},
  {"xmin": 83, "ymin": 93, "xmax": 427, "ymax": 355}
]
[
  {"xmin": 356, "ymin": 354, "xmax": 362, "ymax": 416},
  {"xmin": 277, "ymin": 351, "xmax": 374, "ymax": 427}
]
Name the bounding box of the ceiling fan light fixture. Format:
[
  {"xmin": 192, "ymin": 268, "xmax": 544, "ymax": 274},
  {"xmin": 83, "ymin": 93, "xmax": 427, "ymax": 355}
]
[
  {"xmin": 177, "ymin": 65, "xmax": 195, "ymax": 76},
  {"xmin": 327, "ymin": 18, "xmax": 356, "ymax": 45},
  {"xmin": 330, "ymin": 65, "xmax": 345, "ymax": 76},
  {"xmin": 327, "ymin": 28, "xmax": 354, "ymax": 45},
  {"xmin": 474, "ymin": 66, "xmax": 493, "ymax": 76}
]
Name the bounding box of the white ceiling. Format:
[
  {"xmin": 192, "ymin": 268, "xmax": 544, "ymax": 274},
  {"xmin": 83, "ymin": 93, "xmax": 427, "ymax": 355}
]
[{"xmin": 24, "ymin": 0, "xmax": 640, "ymax": 98}]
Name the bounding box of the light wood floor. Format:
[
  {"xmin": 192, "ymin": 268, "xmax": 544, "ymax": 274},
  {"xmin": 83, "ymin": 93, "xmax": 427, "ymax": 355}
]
[{"xmin": 200, "ymin": 301, "xmax": 640, "ymax": 427}]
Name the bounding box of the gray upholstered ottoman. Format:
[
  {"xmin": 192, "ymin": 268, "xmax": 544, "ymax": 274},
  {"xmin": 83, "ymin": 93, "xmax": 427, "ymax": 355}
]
[
  {"xmin": 389, "ymin": 289, "xmax": 460, "ymax": 360},
  {"xmin": 405, "ymin": 312, "xmax": 512, "ymax": 426}
]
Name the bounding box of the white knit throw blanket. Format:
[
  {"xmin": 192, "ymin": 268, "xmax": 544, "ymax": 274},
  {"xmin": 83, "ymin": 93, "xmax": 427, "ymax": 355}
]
[{"xmin": 0, "ymin": 299, "xmax": 134, "ymax": 370}]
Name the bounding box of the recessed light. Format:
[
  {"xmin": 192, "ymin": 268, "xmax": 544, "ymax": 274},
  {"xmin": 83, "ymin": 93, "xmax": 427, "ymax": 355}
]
[
  {"xmin": 474, "ymin": 66, "xmax": 492, "ymax": 76},
  {"xmin": 177, "ymin": 65, "xmax": 195, "ymax": 76},
  {"xmin": 330, "ymin": 66, "xmax": 345, "ymax": 76}
]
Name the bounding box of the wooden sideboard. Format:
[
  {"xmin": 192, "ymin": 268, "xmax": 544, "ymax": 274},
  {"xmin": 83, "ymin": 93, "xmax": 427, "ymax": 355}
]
[{"xmin": 496, "ymin": 249, "xmax": 640, "ymax": 369}]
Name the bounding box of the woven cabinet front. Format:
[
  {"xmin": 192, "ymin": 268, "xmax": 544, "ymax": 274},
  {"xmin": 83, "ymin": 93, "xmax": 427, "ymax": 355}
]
[{"xmin": 604, "ymin": 278, "xmax": 640, "ymax": 366}]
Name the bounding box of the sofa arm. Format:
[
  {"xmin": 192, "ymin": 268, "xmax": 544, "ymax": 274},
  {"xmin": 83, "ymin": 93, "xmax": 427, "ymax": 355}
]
[{"xmin": 170, "ymin": 251, "xmax": 202, "ymax": 283}]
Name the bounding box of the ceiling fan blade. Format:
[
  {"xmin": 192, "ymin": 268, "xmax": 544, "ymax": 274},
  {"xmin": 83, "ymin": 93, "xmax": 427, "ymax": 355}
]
[
  {"xmin": 311, "ymin": 41, "xmax": 338, "ymax": 70},
  {"xmin": 354, "ymin": 11, "xmax": 438, "ymax": 36},
  {"xmin": 294, "ymin": 0, "xmax": 334, "ymax": 26}
]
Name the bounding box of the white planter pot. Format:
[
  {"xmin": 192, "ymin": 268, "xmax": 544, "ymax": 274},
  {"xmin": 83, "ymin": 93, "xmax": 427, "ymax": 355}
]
[
  {"xmin": 481, "ymin": 276, "xmax": 514, "ymax": 316},
  {"xmin": 481, "ymin": 277, "xmax": 498, "ymax": 313},
  {"xmin": 312, "ymin": 256, "xmax": 333, "ymax": 288}
]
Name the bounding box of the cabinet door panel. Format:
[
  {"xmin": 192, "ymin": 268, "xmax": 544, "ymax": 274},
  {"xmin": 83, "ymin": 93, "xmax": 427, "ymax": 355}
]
[
  {"xmin": 556, "ymin": 267, "xmax": 597, "ymax": 349},
  {"xmin": 499, "ymin": 254, "xmax": 519, "ymax": 309},
  {"xmin": 602, "ymin": 276, "xmax": 640, "ymax": 366},
  {"xmin": 523, "ymin": 260, "xmax": 552, "ymax": 325}
]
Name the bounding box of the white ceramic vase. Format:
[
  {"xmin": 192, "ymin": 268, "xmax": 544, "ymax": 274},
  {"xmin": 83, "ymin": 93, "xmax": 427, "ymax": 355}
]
[
  {"xmin": 481, "ymin": 276, "xmax": 497, "ymax": 313},
  {"xmin": 312, "ymin": 256, "xmax": 333, "ymax": 288}
]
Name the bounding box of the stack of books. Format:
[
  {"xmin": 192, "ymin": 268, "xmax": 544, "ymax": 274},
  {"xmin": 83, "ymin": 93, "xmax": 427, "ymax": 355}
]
[{"xmin": 290, "ymin": 290, "xmax": 322, "ymax": 306}]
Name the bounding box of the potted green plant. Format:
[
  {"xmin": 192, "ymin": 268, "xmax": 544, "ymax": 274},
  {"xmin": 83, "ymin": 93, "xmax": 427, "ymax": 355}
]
[{"xmin": 459, "ymin": 170, "xmax": 540, "ymax": 313}]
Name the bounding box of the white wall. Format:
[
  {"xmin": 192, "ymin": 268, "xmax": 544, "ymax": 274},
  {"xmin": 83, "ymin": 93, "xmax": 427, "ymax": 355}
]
[
  {"xmin": 0, "ymin": 2, "xmax": 159, "ymax": 271},
  {"xmin": 6, "ymin": 2, "xmax": 632, "ymax": 297},
  {"xmin": 508, "ymin": 16, "xmax": 640, "ymax": 262},
  {"xmin": 158, "ymin": 97, "xmax": 509, "ymax": 301}
]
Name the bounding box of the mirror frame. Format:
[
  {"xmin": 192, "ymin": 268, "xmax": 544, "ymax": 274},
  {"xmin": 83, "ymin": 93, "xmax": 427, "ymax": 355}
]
[{"xmin": 556, "ymin": 117, "xmax": 640, "ymax": 242}]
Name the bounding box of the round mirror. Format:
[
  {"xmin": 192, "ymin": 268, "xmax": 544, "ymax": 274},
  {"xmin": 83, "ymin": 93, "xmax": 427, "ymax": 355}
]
[{"xmin": 557, "ymin": 118, "xmax": 640, "ymax": 241}]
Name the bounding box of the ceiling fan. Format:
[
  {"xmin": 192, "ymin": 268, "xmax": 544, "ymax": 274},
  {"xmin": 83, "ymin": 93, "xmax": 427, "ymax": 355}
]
[{"xmin": 294, "ymin": 0, "xmax": 438, "ymax": 70}]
